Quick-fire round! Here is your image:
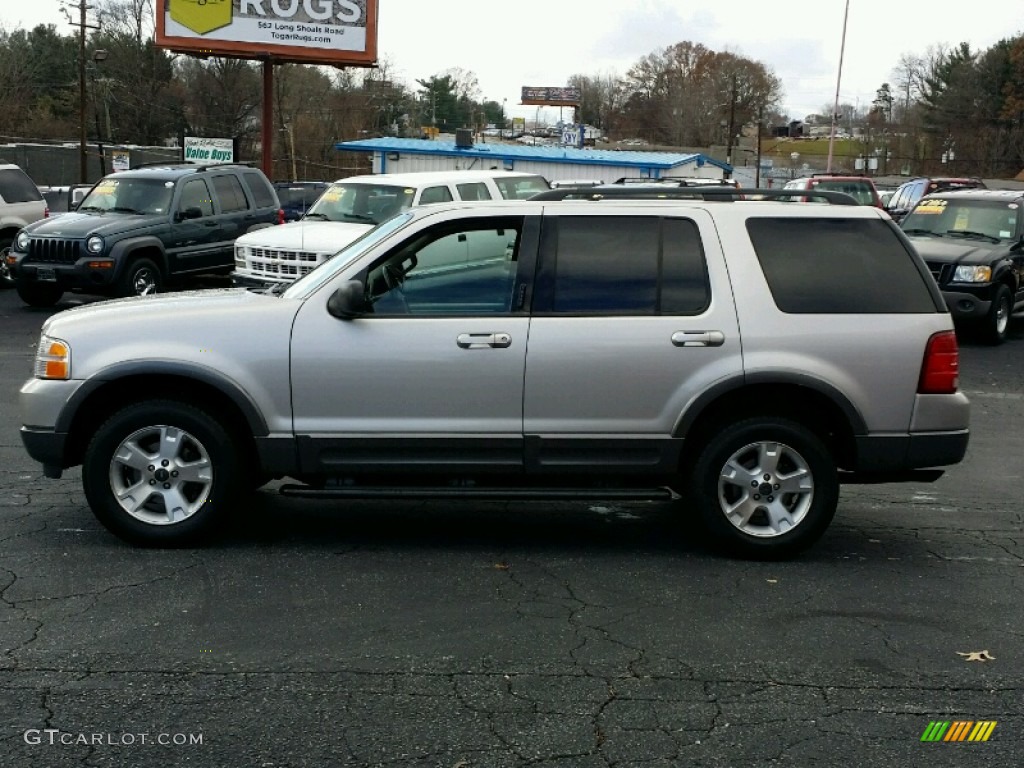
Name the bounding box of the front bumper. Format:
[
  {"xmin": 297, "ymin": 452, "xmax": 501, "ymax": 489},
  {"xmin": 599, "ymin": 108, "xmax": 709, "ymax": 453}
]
[
  {"xmin": 231, "ymin": 271, "xmax": 290, "ymax": 290},
  {"xmin": 20, "ymin": 427, "xmax": 67, "ymax": 478},
  {"xmin": 10, "ymin": 250, "xmax": 117, "ymax": 290},
  {"xmin": 941, "ymin": 287, "xmax": 993, "ymax": 320}
]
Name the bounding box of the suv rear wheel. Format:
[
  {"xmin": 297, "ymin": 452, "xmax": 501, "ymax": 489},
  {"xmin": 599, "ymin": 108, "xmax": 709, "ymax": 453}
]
[
  {"xmin": 691, "ymin": 417, "xmax": 838, "ymax": 558},
  {"xmin": 82, "ymin": 400, "xmax": 242, "ymax": 546},
  {"xmin": 16, "ymin": 281, "xmax": 63, "ymax": 307}
]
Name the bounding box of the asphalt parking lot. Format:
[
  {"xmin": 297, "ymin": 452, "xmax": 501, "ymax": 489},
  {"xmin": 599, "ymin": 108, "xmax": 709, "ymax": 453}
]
[{"xmin": 1, "ymin": 287, "xmax": 1023, "ymax": 767}]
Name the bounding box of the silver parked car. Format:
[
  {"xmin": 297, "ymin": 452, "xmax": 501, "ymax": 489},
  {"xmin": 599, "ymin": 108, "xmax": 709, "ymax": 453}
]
[{"xmin": 20, "ymin": 194, "xmax": 969, "ymax": 557}]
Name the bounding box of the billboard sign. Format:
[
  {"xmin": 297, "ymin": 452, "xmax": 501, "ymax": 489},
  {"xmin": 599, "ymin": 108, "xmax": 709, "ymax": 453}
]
[
  {"xmin": 184, "ymin": 137, "xmax": 234, "ymax": 164},
  {"xmin": 111, "ymin": 150, "xmax": 131, "ymax": 172},
  {"xmin": 520, "ymin": 86, "xmax": 581, "ymax": 106},
  {"xmin": 155, "ymin": 0, "xmax": 378, "ymax": 66}
]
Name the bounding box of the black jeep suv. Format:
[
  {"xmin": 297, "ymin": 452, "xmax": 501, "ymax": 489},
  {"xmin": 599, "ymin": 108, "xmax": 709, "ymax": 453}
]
[
  {"xmin": 8, "ymin": 163, "xmax": 281, "ymax": 306},
  {"xmin": 901, "ymin": 189, "xmax": 1024, "ymax": 343}
]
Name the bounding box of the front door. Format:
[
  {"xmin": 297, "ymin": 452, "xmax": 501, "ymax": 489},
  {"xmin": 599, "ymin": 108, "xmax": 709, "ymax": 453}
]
[{"xmin": 289, "ymin": 213, "xmax": 533, "ymax": 475}]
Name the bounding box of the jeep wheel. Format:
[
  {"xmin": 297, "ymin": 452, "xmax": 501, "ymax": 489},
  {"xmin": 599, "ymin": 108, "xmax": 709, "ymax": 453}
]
[
  {"xmin": 16, "ymin": 281, "xmax": 63, "ymax": 307},
  {"xmin": 980, "ymin": 284, "xmax": 1012, "ymax": 345},
  {"xmin": 0, "ymin": 236, "xmax": 13, "ymax": 288},
  {"xmin": 691, "ymin": 417, "xmax": 838, "ymax": 559},
  {"xmin": 82, "ymin": 400, "xmax": 242, "ymax": 546},
  {"xmin": 120, "ymin": 258, "xmax": 162, "ymax": 297}
]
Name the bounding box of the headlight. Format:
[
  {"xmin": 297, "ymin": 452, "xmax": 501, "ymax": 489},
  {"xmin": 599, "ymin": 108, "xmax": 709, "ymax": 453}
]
[
  {"xmin": 34, "ymin": 335, "xmax": 71, "ymax": 380},
  {"xmin": 86, "ymin": 235, "xmax": 104, "ymax": 254},
  {"xmin": 953, "ymin": 265, "xmax": 992, "ymax": 283},
  {"xmin": 16, "ymin": 231, "xmax": 30, "ymax": 250},
  {"xmin": 234, "ymin": 245, "xmax": 247, "ymax": 266}
]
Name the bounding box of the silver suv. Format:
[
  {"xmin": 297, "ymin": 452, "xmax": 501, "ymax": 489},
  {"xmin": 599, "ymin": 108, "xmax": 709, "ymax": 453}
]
[
  {"xmin": 19, "ymin": 194, "xmax": 969, "ymax": 557},
  {"xmin": 0, "ymin": 163, "xmax": 48, "ymax": 287}
]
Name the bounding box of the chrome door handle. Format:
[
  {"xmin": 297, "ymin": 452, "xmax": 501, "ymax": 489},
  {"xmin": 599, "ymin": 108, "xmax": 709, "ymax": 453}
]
[
  {"xmin": 457, "ymin": 333, "xmax": 512, "ymax": 349},
  {"xmin": 671, "ymin": 330, "xmax": 725, "ymax": 347}
]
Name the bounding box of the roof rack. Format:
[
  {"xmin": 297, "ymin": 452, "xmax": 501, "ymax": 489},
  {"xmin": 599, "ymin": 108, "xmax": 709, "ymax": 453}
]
[
  {"xmin": 530, "ymin": 187, "xmax": 859, "ymax": 204},
  {"xmin": 127, "ymin": 160, "xmax": 257, "ymax": 172}
]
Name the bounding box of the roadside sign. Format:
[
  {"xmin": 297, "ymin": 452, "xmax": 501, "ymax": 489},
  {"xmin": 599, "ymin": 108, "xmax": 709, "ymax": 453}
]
[{"xmin": 111, "ymin": 150, "xmax": 130, "ymax": 172}]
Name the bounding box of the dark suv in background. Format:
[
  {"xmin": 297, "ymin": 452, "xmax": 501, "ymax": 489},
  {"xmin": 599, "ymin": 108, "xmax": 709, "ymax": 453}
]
[
  {"xmin": 900, "ymin": 189, "xmax": 1024, "ymax": 343},
  {"xmin": 9, "ymin": 163, "xmax": 281, "ymax": 306},
  {"xmin": 273, "ymin": 181, "xmax": 329, "ymax": 222},
  {"xmin": 885, "ymin": 176, "xmax": 986, "ymax": 222}
]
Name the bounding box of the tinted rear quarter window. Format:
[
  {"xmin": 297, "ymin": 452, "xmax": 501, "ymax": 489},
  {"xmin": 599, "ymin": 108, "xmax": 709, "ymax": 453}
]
[
  {"xmin": 211, "ymin": 174, "xmax": 250, "ymax": 213},
  {"xmin": 746, "ymin": 217, "xmax": 938, "ymax": 313},
  {"xmin": 0, "ymin": 168, "xmax": 43, "ymax": 203},
  {"xmin": 242, "ymin": 171, "xmax": 278, "ymax": 209}
]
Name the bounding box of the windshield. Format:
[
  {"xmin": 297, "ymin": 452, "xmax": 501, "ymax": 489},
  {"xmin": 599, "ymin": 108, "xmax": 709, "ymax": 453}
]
[
  {"xmin": 78, "ymin": 177, "xmax": 174, "ymax": 214},
  {"xmin": 813, "ymin": 180, "xmax": 877, "ymax": 205},
  {"xmin": 303, "ymin": 182, "xmax": 414, "ymax": 224},
  {"xmin": 281, "ymin": 212, "xmax": 414, "ymax": 300},
  {"xmin": 493, "ymin": 175, "xmax": 551, "ymax": 200},
  {"xmin": 901, "ymin": 198, "xmax": 1019, "ymax": 240}
]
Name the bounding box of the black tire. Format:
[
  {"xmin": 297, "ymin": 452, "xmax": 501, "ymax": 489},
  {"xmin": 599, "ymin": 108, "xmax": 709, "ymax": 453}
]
[
  {"xmin": 82, "ymin": 400, "xmax": 243, "ymax": 546},
  {"xmin": 118, "ymin": 257, "xmax": 162, "ymax": 297},
  {"xmin": 16, "ymin": 281, "xmax": 63, "ymax": 307},
  {"xmin": 690, "ymin": 417, "xmax": 838, "ymax": 559},
  {"xmin": 0, "ymin": 235, "xmax": 14, "ymax": 288},
  {"xmin": 980, "ymin": 283, "xmax": 1012, "ymax": 345}
]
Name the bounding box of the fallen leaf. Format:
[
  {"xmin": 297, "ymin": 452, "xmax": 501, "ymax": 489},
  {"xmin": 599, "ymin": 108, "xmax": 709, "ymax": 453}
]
[
  {"xmin": 957, "ymin": 650, "xmax": 995, "ymax": 662},
  {"xmin": 494, "ymin": 562, "xmax": 510, "ymax": 570},
  {"xmin": 766, "ymin": 579, "xmax": 778, "ymax": 584}
]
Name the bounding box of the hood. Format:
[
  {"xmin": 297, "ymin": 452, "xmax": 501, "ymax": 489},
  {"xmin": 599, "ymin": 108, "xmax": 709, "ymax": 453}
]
[
  {"xmin": 25, "ymin": 211, "xmax": 165, "ymax": 239},
  {"xmin": 907, "ymin": 234, "xmax": 1004, "ymax": 265},
  {"xmin": 235, "ymin": 220, "xmax": 374, "ymax": 254},
  {"xmin": 42, "ymin": 288, "xmax": 303, "ymax": 381}
]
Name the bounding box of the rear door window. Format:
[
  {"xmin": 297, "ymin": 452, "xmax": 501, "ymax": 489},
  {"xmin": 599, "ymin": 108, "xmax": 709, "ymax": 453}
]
[
  {"xmin": 419, "ymin": 186, "xmax": 454, "ymax": 205},
  {"xmin": 746, "ymin": 218, "xmax": 940, "ymax": 313},
  {"xmin": 456, "ymin": 182, "xmax": 493, "ymax": 201},
  {"xmin": 536, "ymin": 216, "xmax": 709, "ymax": 315}
]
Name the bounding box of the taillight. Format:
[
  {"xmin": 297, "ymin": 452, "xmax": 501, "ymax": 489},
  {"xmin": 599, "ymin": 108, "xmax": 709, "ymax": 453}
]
[
  {"xmin": 44, "ymin": 206, "xmax": 50, "ymax": 218},
  {"xmin": 918, "ymin": 331, "xmax": 959, "ymax": 394},
  {"xmin": 277, "ymin": 208, "xmax": 285, "ymax": 225}
]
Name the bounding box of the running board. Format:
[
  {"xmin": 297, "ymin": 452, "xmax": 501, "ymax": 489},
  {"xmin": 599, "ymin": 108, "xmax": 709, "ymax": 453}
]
[{"xmin": 278, "ymin": 485, "xmax": 676, "ymax": 501}]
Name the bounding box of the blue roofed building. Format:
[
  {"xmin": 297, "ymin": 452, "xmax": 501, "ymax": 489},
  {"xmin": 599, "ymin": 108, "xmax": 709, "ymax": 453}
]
[{"xmin": 334, "ymin": 136, "xmax": 732, "ymax": 185}]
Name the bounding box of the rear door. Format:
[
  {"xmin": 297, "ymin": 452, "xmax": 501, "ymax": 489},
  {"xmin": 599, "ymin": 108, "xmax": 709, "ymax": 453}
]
[
  {"xmin": 522, "ymin": 209, "xmax": 742, "ymax": 474},
  {"xmin": 209, "ymin": 173, "xmax": 253, "ymax": 267}
]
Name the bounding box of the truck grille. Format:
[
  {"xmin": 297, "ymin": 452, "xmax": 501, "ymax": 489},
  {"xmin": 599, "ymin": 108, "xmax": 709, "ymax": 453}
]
[
  {"xmin": 925, "ymin": 262, "xmax": 952, "ymax": 286},
  {"xmin": 243, "ymin": 247, "xmax": 319, "ymax": 279},
  {"xmin": 27, "ymin": 238, "xmax": 82, "ymax": 265}
]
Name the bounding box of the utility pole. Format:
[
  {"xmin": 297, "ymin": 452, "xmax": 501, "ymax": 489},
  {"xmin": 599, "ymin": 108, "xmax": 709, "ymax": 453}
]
[
  {"xmin": 63, "ymin": 0, "xmax": 101, "ymax": 184},
  {"xmin": 725, "ymin": 75, "xmax": 738, "ymax": 178}
]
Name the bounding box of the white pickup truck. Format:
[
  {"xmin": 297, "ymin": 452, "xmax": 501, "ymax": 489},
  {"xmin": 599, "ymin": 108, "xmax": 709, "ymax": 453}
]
[{"xmin": 232, "ymin": 170, "xmax": 549, "ymax": 288}]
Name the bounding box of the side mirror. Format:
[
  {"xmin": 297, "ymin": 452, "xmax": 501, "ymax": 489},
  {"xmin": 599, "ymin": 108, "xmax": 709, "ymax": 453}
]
[
  {"xmin": 327, "ymin": 279, "xmax": 371, "ymax": 319},
  {"xmin": 176, "ymin": 206, "xmax": 203, "ymax": 221}
]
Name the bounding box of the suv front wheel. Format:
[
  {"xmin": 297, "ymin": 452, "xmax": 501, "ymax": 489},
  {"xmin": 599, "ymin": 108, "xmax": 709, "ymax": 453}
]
[
  {"xmin": 0, "ymin": 235, "xmax": 14, "ymax": 288},
  {"xmin": 980, "ymin": 283, "xmax": 1012, "ymax": 345},
  {"xmin": 82, "ymin": 400, "xmax": 242, "ymax": 546},
  {"xmin": 691, "ymin": 417, "xmax": 838, "ymax": 559},
  {"xmin": 119, "ymin": 257, "xmax": 163, "ymax": 297}
]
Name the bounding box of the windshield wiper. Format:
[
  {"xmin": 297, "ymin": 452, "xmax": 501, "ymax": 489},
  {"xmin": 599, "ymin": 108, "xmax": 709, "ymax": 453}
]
[
  {"xmin": 77, "ymin": 205, "xmax": 105, "ymax": 212},
  {"xmin": 945, "ymin": 229, "xmax": 1000, "ymax": 243},
  {"xmin": 902, "ymin": 228, "xmax": 943, "ymax": 238},
  {"xmin": 108, "ymin": 206, "xmax": 142, "ymax": 214},
  {"xmin": 343, "ymin": 213, "xmax": 376, "ymax": 223},
  {"xmin": 301, "ymin": 212, "xmax": 329, "ymax": 220}
]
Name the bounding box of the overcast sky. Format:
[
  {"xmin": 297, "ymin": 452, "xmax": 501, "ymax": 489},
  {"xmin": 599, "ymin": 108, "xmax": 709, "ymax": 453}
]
[{"xmin": 6, "ymin": 1, "xmax": 1024, "ymax": 123}]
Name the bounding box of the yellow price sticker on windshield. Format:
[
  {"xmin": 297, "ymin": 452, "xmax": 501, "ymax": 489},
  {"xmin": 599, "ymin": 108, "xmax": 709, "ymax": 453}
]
[
  {"xmin": 915, "ymin": 199, "xmax": 946, "ymax": 214},
  {"xmin": 321, "ymin": 188, "xmax": 343, "ymax": 202},
  {"xmin": 94, "ymin": 181, "xmax": 118, "ymax": 195},
  {"xmin": 953, "ymin": 210, "xmax": 970, "ymax": 230}
]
